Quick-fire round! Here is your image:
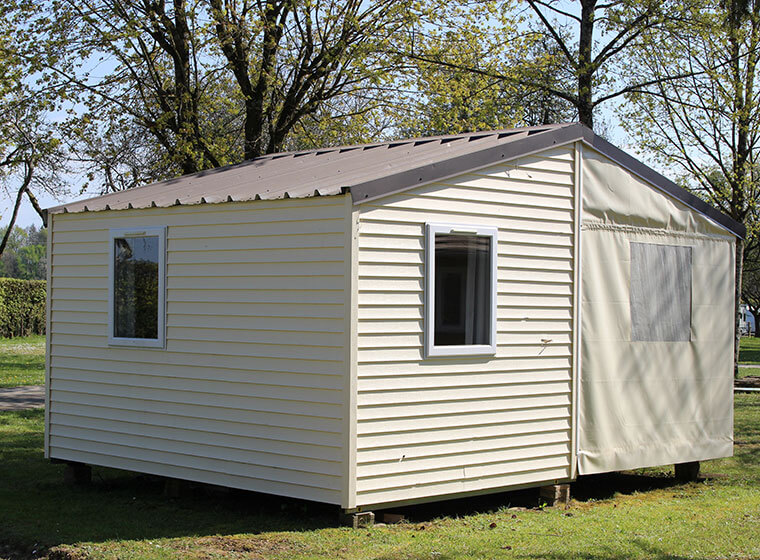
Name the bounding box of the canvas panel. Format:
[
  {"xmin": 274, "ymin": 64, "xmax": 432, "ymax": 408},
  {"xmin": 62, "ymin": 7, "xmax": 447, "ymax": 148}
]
[
  {"xmin": 579, "ymin": 228, "xmax": 734, "ymax": 475},
  {"xmin": 582, "ymin": 147, "xmax": 730, "ymax": 236},
  {"xmin": 630, "ymin": 243, "xmax": 692, "ymax": 342}
]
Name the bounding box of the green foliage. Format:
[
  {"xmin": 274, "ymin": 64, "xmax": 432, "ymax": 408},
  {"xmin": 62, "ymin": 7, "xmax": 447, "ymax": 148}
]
[
  {"xmin": 0, "ymin": 225, "xmax": 46, "ymax": 280},
  {"xmin": 0, "ymin": 278, "xmax": 46, "ymax": 338}
]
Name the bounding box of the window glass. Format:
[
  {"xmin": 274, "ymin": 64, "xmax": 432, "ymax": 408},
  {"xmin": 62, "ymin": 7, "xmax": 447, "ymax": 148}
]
[
  {"xmin": 630, "ymin": 242, "xmax": 692, "ymax": 342},
  {"xmin": 434, "ymin": 234, "xmax": 492, "ymax": 346},
  {"xmin": 113, "ymin": 236, "xmax": 159, "ymax": 339}
]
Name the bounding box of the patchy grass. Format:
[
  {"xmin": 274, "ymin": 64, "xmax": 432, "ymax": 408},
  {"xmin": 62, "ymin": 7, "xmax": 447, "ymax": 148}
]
[
  {"xmin": 739, "ymin": 335, "xmax": 760, "ymax": 365},
  {"xmin": 0, "ymin": 335, "xmax": 45, "ymax": 388},
  {"xmin": 0, "ymin": 395, "xmax": 759, "ymax": 560}
]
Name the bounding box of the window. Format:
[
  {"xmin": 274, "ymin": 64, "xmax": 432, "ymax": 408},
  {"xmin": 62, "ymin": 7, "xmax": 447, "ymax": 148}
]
[
  {"xmin": 630, "ymin": 242, "xmax": 692, "ymax": 342},
  {"xmin": 108, "ymin": 227, "xmax": 165, "ymax": 347},
  {"xmin": 425, "ymin": 223, "xmax": 497, "ymax": 357}
]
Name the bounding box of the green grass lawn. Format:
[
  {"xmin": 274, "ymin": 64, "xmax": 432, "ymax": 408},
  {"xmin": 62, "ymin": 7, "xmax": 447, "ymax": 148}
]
[
  {"xmin": 1, "ymin": 395, "xmax": 759, "ymax": 560},
  {"xmin": 739, "ymin": 335, "xmax": 760, "ymax": 365},
  {"xmin": 0, "ymin": 335, "xmax": 45, "ymax": 388}
]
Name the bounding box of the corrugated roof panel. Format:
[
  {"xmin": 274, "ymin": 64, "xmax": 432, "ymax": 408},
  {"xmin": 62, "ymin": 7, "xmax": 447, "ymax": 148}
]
[{"xmin": 44, "ymin": 123, "xmax": 745, "ymax": 238}]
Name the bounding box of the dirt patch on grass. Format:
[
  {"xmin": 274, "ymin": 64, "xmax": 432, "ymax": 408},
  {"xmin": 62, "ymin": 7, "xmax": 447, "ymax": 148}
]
[{"xmin": 169, "ymin": 535, "xmax": 304, "ymax": 559}]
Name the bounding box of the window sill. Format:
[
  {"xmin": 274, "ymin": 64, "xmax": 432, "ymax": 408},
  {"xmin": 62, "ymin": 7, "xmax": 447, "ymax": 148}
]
[
  {"xmin": 426, "ymin": 344, "xmax": 497, "ymax": 358},
  {"xmin": 108, "ymin": 337, "xmax": 165, "ymax": 349}
]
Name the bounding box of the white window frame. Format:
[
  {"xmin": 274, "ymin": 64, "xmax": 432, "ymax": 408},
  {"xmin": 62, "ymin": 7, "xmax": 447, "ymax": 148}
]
[
  {"xmin": 425, "ymin": 222, "xmax": 498, "ymax": 358},
  {"xmin": 108, "ymin": 227, "xmax": 166, "ymax": 348}
]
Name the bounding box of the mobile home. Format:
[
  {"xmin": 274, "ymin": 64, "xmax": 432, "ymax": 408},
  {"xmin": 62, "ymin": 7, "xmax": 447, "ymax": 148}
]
[{"xmin": 44, "ymin": 123, "xmax": 742, "ymax": 514}]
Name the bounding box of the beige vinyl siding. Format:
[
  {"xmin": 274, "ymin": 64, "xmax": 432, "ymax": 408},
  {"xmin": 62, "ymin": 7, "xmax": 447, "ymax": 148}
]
[
  {"xmin": 47, "ymin": 196, "xmax": 349, "ymax": 505},
  {"xmin": 354, "ymin": 146, "xmax": 577, "ymax": 507}
]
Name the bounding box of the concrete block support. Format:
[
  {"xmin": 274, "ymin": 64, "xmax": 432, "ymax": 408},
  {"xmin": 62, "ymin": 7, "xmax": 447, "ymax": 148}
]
[
  {"xmin": 539, "ymin": 483, "xmax": 570, "ymax": 507},
  {"xmin": 340, "ymin": 511, "xmax": 375, "ymax": 528}
]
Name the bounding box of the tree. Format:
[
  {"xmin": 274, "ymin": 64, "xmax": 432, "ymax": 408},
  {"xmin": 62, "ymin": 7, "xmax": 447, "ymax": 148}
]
[
  {"xmin": 404, "ymin": 0, "xmax": 691, "ymax": 131},
  {"xmin": 208, "ymin": 0, "xmax": 409, "ymax": 159},
  {"xmin": 622, "ymin": 0, "xmax": 760, "ymax": 376}
]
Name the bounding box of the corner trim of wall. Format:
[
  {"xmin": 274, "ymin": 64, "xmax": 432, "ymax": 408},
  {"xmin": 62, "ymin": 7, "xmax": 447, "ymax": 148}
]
[
  {"xmin": 44, "ymin": 213, "xmax": 53, "ymax": 459},
  {"xmin": 570, "ymin": 141, "xmax": 583, "ymax": 480},
  {"xmin": 342, "ymin": 193, "xmax": 359, "ymax": 509}
]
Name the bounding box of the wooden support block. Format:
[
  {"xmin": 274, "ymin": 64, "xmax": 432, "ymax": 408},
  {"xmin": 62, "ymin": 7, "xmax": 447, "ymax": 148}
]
[
  {"xmin": 675, "ymin": 461, "xmax": 700, "ymax": 482},
  {"xmin": 382, "ymin": 513, "xmax": 405, "ymax": 524},
  {"xmin": 539, "ymin": 483, "xmax": 570, "ymax": 507},
  {"xmin": 63, "ymin": 462, "xmax": 91, "ymax": 486},
  {"xmin": 340, "ymin": 511, "xmax": 375, "ymax": 528}
]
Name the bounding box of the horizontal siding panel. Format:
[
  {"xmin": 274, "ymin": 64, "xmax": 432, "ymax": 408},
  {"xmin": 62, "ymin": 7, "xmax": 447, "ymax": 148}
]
[
  {"xmin": 49, "ymin": 265, "xmax": 106, "ymax": 278},
  {"xmin": 52, "ymin": 381, "xmax": 342, "ymax": 418},
  {"xmin": 51, "ymin": 335, "xmax": 343, "ymax": 362},
  {"xmin": 49, "ymin": 436, "xmax": 340, "ymax": 490},
  {"xmin": 167, "ymin": 275, "xmax": 343, "ymax": 291},
  {"xmin": 356, "ymin": 208, "xmax": 574, "ymax": 234},
  {"xmin": 357, "ymin": 319, "xmax": 423, "ymax": 335},
  {"xmin": 51, "ymin": 356, "xmax": 342, "ymax": 390},
  {"xmin": 49, "ymin": 448, "xmax": 341, "ymax": 504},
  {"xmin": 357, "ymin": 442, "xmax": 571, "ymax": 478},
  {"xmin": 358, "ymin": 418, "xmax": 571, "ymax": 449},
  {"xmin": 356, "ymin": 455, "xmax": 570, "ymax": 493},
  {"xmin": 53, "ymin": 368, "xmax": 342, "ymax": 404},
  {"xmin": 167, "ymin": 301, "xmax": 345, "ymax": 319},
  {"xmin": 358, "ymin": 370, "xmax": 571, "ymax": 391},
  {"xmin": 355, "ymin": 467, "xmax": 570, "ymax": 506},
  {"xmin": 357, "ymin": 381, "xmax": 570, "ymax": 406},
  {"xmin": 51, "ymin": 390, "xmax": 342, "ymax": 432},
  {"xmin": 168, "ymin": 232, "xmax": 344, "ymax": 252},
  {"xmin": 167, "ymin": 247, "xmax": 344, "ymax": 265},
  {"xmin": 52, "ymin": 277, "xmax": 108, "ymax": 290},
  {"xmin": 167, "ymin": 262, "xmax": 343, "ymax": 277},
  {"xmin": 51, "ymin": 311, "xmax": 107, "ymax": 325},
  {"xmin": 52, "ymin": 288, "xmax": 107, "ymax": 301},
  {"xmin": 52, "ymin": 200, "xmax": 346, "ymax": 231},
  {"xmin": 167, "ymin": 288, "xmax": 344, "ymax": 305},
  {"xmin": 51, "ymin": 299, "xmax": 105, "ymax": 313},
  {"xmin": 166, "ymin": 326, "xmax": 344, "ymax": 347},
  {"xmin": 413, "ymin": 184, "xmax": 574, "ymax": 209},
  {"xmin": 170, "ymin": 218, "xmax": 345, "ymax": 239},
  {"xmin": 357, "ymin": 305, "xmax": 423, "ymax": 320},
  {"xmin": 358, "ymin": 357, "xmax": 572, "ymax": 376},
  {"xmin": 50, "ymin": 424, "xmax": 341, "ymax": 475},
  {"xmin": 51, "ymin": 322, "xmax": 105, "ymax": 336},
  {"xmin": 358, "ymin": 406, "xmax": 571, "ymax": 436},
  {"xmin": 51, "ymin": 345, "xmax": 343, "ymax": 375},
  {"xmin": 49, "ymin": 402, "xmax": 341, "ymax": 447},
  {"xmin": 358, "ymin": 394, "xmax": 571, "ymax": 421},
  {"xmin": 364, "ymin": 197, "xmax": 573, "ymax": 223},
  {"xmin": 167, "ymin": 314, "xmax": 343, "ymax": 333},
  {"xmin": 52, "ymin": 241, "xmax": 106, "ymax": 255},
  {"xmin": 357, "ymin": 345, "xmax": 571, "ymax": 363},
  {"xmin": 50, "ymin": 414, "xmax": 340, "ymax": 461}
]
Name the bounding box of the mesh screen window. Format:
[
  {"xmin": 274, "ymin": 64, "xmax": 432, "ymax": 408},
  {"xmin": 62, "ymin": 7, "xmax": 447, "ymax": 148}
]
[{"xmin": 630, "ymin": 242, "xmax": 692, "ymax": 342}]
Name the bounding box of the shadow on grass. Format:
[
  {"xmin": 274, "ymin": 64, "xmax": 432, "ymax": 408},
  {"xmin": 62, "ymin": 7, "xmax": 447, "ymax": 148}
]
[{"xmin": 0, "ymin": 409, "xmax": 338, "ymax": 557}]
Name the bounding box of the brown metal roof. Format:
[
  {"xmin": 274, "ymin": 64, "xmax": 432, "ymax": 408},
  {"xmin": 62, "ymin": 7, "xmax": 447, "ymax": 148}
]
[{"xmin": 45, "ymin": 122, "xmax": 745, "ymax": 238}]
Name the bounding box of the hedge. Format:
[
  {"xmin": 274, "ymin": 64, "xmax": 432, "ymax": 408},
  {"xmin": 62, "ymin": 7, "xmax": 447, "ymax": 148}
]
[{"xmin": 0, "ymin": 278, "xmax": 46, "ymax": 338}]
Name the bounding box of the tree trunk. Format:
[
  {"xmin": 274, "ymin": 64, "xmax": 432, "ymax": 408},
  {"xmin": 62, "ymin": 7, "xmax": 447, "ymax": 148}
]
[
  {"xmin": 0, "ymin": 163, "xmax": 33, "ymax": 257},
  {"xmin": 735, "ymin": 238, "xmax": 745, "ymax": 378},
  {"xmin": 577, "ymin": 0, "xmax": 596, "ymax": 129}
]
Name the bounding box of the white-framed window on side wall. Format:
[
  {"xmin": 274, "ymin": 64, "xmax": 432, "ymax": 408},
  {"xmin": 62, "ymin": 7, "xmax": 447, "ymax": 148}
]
[
  {"xmin": 108, "ymin": 227, "xmax": 166, "ymax": 348},
  {"xmin": 425, "ymin": 223, "xmax": 498, "ymax": 358}
]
